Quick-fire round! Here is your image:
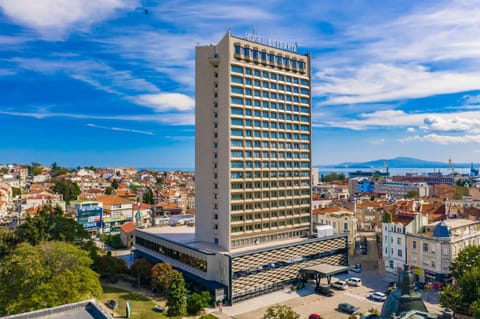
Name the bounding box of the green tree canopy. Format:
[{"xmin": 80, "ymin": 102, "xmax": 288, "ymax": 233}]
[
  {"xmin": 105, "ymin": 186, "xmax": 113, "ymax": 195},
  {"xmin": 52, "ymin": 179, "xmax": 81, "ymax": 205},
  {"xmin": 321, "ymin": 172, "xmax": 346, "ymax": 182},
  {"xmin": 50, "ymin": 162, "xmax": 69, "ymax": 177},
  {"xmin": 16, "ymin": 205, "xmax": 89, "ymax": 246},
  {"xmin": 187, "ymin": 291, "xmax": 211, "ymax": 315},
  {"xmin": 143, "ymin": 187, "xmax": 154, "ymax": 205},
  {"xmin": 130, "ymin": 259, "xmax": 153, "ymax": 286},
  {"xmin": 93, "ymin": 254, "xmax": 128, "ymax": 280},
  {"xmin": 450, "ymin": 245, "xmax": 480, "ymax": 279},
  {"xmin": 382, "ymin": 211, "xmax": 393, "ymax": 223},
  {"xmin": 111, "ymin": 180, "xmax": 119, "ymax": 189},
  {"xmin": 0, "ymin": 241, "xmax": 102, "ymax": 315},
  {"xmin": 166, "ymin": 270, "xmax": 187, "ymax": 317},
  {"xmin": 0, "ymin": 226, "xmax": 16, "ymax": 259},
  {"xmin": 440, "ymin": 246, "xmax": 480, "ymax": 316},
  {"xmin": 406, "ymin": 190, "xmax": 419, "ymax": 198},
  {"xmin": 454, "ymin": 185, "xmax": 470, "ymax": 200},
  {"xmin": 262, "ymin": 304, "xmax": 301, "ymax": 319},
  {"xmin": 151, "ymin": 262, "xmax": 177, "ymax": 295}
]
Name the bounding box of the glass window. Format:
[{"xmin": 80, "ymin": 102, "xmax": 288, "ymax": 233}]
[
  {"xmin": 234, "ymin": 45, "xmax": 241, "ymax": 55},
  {"xmin": 245, "ymin": 68, "xmax": 252, "ymax": 75},
  {"xmin": 231, "ymin": 65, "xmax": 243, "ymax": 73},
  {"xmin": 231, "ymin": 76, "xmax": 243, "ymax": 84},
  {"xmin": 243, "ymin": 47, "xmax": 250, "ymax": 56}
]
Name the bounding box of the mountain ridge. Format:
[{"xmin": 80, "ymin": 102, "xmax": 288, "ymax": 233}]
[{"xmin": 316, "ymin": 157, "xmax": 478, "ymax": 169}]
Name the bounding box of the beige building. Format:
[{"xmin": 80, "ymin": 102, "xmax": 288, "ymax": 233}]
[
  {"xmin": 135, "ymin": 31, "xmax": 350, "ymax": 305},
  {"xmin": 195, "ymin": 31, "xmax": 312, "ymax": 251},
  {"xmin": 406, "ymin": 219, "xmax": 480, "ymax": 284},
  {"xmin": 312, "ymin": 205, "xmax": 357, "ymax": 249}
]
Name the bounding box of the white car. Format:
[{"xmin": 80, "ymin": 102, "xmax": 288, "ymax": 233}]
[
  {"xmin": 346, "ymin": 277, "xmax": 362, "ymax": 287},
  {"xmin": 330, "ymin": 280, "xmax": 347, "ymax": 290},
  {"xmin": 369, "ymin": 291, "xmax": 387, "ymax": 302}
]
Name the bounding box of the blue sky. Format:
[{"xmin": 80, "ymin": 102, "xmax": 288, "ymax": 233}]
[{"xmin": 1, "ymin": 0, "xmax": 480, "ymax": 168}]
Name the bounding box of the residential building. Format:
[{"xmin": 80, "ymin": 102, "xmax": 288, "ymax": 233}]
[
  {"xmin": 135, "ymin": 31, "xmax": 349, "ymax": 305},
  {"xmin": 382, "ymin": 212, "xmax": 428, "ymax": 274},
  {"xmin": 132, "ymin": 202, "xmax": 152, "ymax": 228},
  {"xmin": 97, "ymin": 195, "xmax": 133, "ymax": 233},
  {"xmin": 312, "ymin": 205, "xmax": 357, "ymax": 252},
  {"xmin": 406, "ymin": 219, "xmax": 480, "ymax": 285},
  {"xmin": 72, "ymin": 200, "xmax": 103, "ymax": 233},
  {"xmin": 120, "ymin": 221, "xmax": 136, "ymax": 248}
]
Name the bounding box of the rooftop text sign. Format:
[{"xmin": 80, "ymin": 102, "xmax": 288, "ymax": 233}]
[{"xmin": 244, "ymin": 32, "xmax": 298, "ymax": 53}]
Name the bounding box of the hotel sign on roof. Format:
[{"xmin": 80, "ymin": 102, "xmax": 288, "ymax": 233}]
[{"xmin": 244, "ymin": 32, "xmax": 298, "ymax": 53}]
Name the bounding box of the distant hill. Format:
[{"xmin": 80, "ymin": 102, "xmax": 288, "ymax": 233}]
[{"xmin": 317, "ymin": 157, "xmax": 476, "ymax": 169}]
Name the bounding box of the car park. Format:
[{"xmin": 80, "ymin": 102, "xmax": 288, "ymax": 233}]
[
  {"xmin": 330, "ymin": 280, "xmax": 347, "ymax": 290},
  {"xmin": 346, "ymin": 277, "xmax": 362, "ymax": 286},
  {"xmin": 338, "ymin": 303, "xmax": 359, "ymax": 315},
  {"xmin": 315, "ymin": 285, "xmax": 335, "ymax": 297},
  {"xmin": 369, "ymin": 291, "xmax": 387, "ymax": 302}
]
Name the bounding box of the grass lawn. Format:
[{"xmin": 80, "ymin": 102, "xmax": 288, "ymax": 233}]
[{"xmin": 101, "ymin": 286, "xmax": 167, "ymax": 319}]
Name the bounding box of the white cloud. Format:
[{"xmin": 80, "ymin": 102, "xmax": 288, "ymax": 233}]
[
  {"xmin": 368, "ymin": 138, "xmax": 385, "ymax": 145},
  {"xmin": 407, "ymin": 127, "xmax": 416, "ymax": 133},
  {"xmin": 134, "ymin": 93, "xmax": 195, "ymax": 112},
  {"xmin": 400, "ymin": 134, "xmax": 480, "ymax": 144},
  {"xmin": 422, "ymin": 116, "xmax": 480, "ymax": 133},
  {"xmin": 315, "ymin": 63, "xmax": 480, "ymax": 105},
  {"xmin": 87, "ymin": 123, "xmax": 153, "ymax": 135},
  {"xmin": 0, "ymin": 110, "xmax": 194, "ymax": 126},
  {"xmin": 0, "ymin": 0, "xmax": 138, "ymax": 39}
]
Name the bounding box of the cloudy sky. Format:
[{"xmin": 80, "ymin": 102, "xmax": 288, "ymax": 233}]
[{"xmin": 1, "ymin": 0, "xmax": 480, "ymax": 168}]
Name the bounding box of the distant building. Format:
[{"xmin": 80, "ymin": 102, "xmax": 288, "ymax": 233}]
[
  {"xmin": 312, "ymin": 205, "xmax": 357, "ymax": 250},
  {"xmin": 392, "ymin": 173, "xmax": 455, "ymax": 186},
  {"xmin": 97, "ymin": 195, "xmax": 133, "ymax": 233},
  {"xmin": 375, "ymin": 181, "xmax": 430, "ymax": 198},
  {"xmin": 73, "ymin": 201, "xmax": 103, "ymax": 234}
]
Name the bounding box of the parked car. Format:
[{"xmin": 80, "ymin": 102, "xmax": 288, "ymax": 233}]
[
  {"xmin": 331, "ymin": 280, "xmax": 347, "ymax": 290},
  {"xmin": 308, "ymin": 314, "xmax": 323, "ymax": 319},
  {"xmin": 315, "ymin": 285, "xmax": 335, "ymax": 297},
  {"xmin": 350, "ymin": 264, "xmax": 362, "ymax": 273},
  {"xmin": 338, "ymin": 303, "xmax": 359, "ymax": 315},
  {"xmin": 106, "ymin": 299, "xmax": 118, "ymax": 310},
  {"xmin": 346, "ymin": 277, "xmax": 362, "ymax": 287},
  {"xmin": 361, "ymin": 248, "xmax": 368, "ymax": 255},
  {"xmin": 369, "ymin": 291, "xmax": 387, "ymax": 302}
]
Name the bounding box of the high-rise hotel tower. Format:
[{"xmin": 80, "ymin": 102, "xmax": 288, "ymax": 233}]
[
  {"xmin": 135, "ymin": 32, "xmax": 348, "ymax": 304},
  {"xmin": 196, "ymin": 32, "xmax": 312, "ymax": 251}
]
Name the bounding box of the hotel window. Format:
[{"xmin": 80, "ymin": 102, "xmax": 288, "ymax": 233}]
[
  {"xmin": 299, "ymin": 61, "xmax": 305, "ymax": 69},
  {"xmin": 252, "ymin": 50, "xmax": 259, "ymax": 59},
  {"xmin": 423, "ymin": 243, "xmax": 428, "ymax": 252},
  {"xmin": 245, "ymin": 68, "xmax": 252, "ymax": 75},
  {"xmin": 231, "ymin": 76, "xmax": 243, "ymax": 84},
  {"xmin": 261, "ymin": 52, "xmax": 267, "ymax": 61},
  {"xmin": 234, "ymin": 45, "xmax": 241, "ymax": 55},
  {"xmin": 231, "ymin": 65, "xmax": 243, "ymax": 73},
  {"xmin": 243, "ymin": 47, "xmax": 250, "ymax": 56},
  {"xmin": 269, "ymin": 54, "xmax": 275, "ymax": 63}
]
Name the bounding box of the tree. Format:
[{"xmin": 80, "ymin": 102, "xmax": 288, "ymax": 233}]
[
  {"xmin": 454, "ymin": 185, "xmax": 470, "ymax": 200},
  {"xmin": 16, "ymin": 205, "xmax": 89, "ymax": 245},
  {"xmin": 52, "ymin": 179, "xmax": 81, "ymax": 205},
  {"xmin": 111, "ymin": 180, "xmax": 119, "ymax": 189},
  {"xmin": 166, "ymin": 270, "xmax": 187, "ymax": 317},
  {"xmin": 105, "ymin": 186, "xmax": 113, "ymax": 195},
  {"xmin": 449, "ymin": 245, "xmax": 480, "ymax": 279},
  {"xmin": 152, "ymin": 262, "xmax": 177, "ymax": 295},
  {"xmin": 143, "ymin": 187, "xmax": 154, "ymax": 205},
  {"xmin": 93, "ymin": 254, "xmax": 128, "ymax": 281},
  {"xmin": 0, "ymin": 242, "xmax": 102, "ymax": 315},
  {"xmin": 382, "ymin": 211, "xmax": 393, "ymax": 223},
  {"xmin": 187, "ymin": 291, "xmax": 211, "ymax": 315},
  {"xmin": 262, "ymin": 304, "xmax": 300, "ymax": 319},
  {"xmin": 0, "ymin": 226, "xmax": 16, "ymax": 259},
  {"xmin": 440, "ymin": 284, "xmax": 464, "ymax": 315},
  {"xmin": 11, "ymin": 187, "xmax": 21, "ymax": 198},
  {"xmin": 321, "ymin": 172, "xmax": 346, "ymax": 182},
  {"xmin": 406, "ymin": 190, "xmax": 419, "ymax": 198},
  {"xmin": 130, "ymin": 259, "xmax": 153, "ymax": 287},
  {"xmin": 50, "ymin": 162, "xmax": 69, "ymax": 177}
]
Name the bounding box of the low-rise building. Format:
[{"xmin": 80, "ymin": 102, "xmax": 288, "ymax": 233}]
[
  {"xmin": 406, "ymin": 219, "xmax": 480, "ymax": 285},
  {"xmin": 72, "ymin": 200, "xmax": 103, "ymax": 234},
  {"xmin": 375, "ymin": 181, "xmax": 430, "ymax": 199},
  {"xmin": 97, "ymin": 195, "xmax": 133, "ymax": 233}
]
